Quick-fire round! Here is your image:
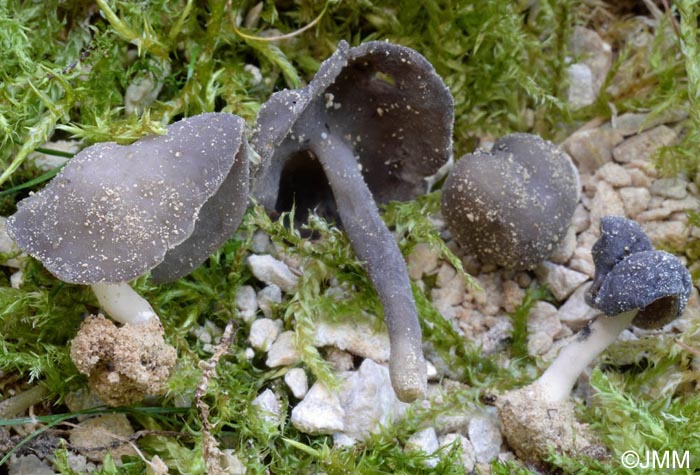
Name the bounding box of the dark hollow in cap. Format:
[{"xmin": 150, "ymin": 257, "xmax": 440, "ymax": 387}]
[
  {"xmin": 251, "ymin": 39, "xmax": 454, "ymax": 222},
  {"xmin": 586, "ymin": 216, "xmax": 692, "ymax": 329},
  {"xmin": 7, "ymin": 113, "xmax": 249, "ymax": 284},
  {"xmin": 441, "ymin": 133, "xmax": 579, "ymax": 270}
]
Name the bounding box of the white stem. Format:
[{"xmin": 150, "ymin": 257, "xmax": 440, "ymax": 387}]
[
  {"xmin": 91, "ymin": 282, "xmax": 158, "ymax": 325},
  {"xmin": 535, "ymin": 309, "xmax": 638, "ymax": 404}
]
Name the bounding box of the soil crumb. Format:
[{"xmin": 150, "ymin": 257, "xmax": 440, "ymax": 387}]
[{"xmin": 70, "ymin": 314, "xmax": 176, "ymax": 406}]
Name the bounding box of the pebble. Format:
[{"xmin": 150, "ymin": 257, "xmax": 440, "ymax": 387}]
[
  {"xmin": 236, "ymin": 285, "xmax": 258, "ymax": 322},
  {"xmin": 248, "ymin": 318, "xmax": 283, "ymax": 352},
  {"xmin": 618, "ymin": 187, "xmax": 651, "ymax": 218},
  {"xmin": 407, "ymin": 243, "xmax": 439, "ymax": 280},
  {"xmin": 535, "ymin": 262, "xmax": 589, "ymax": 301},
  {"xmin": 468, "ymin": 410, "xmax": 503, "ymax": 464},
  {"xmin": 247, "ymin": 254, "xmax": 298, "ymax": 292},
  {"xmin": 252, "ymin": 389, "xmax": 282, "ymax": 426},
  {"xmin": 557, "ymin": 282, "xmax": 600, "ymax": 330},
  {"xmin": 570, "ymin": 26, "xmax": 612, "ymax": 94},
  {"xmin": 571, "ymin": 203, "xmax": 591, "ymax": 233},
  {"xmin": 612, "ymin": 109, "xmax": 687, "ymax": 136},
  {"xmin": 291, "ymin": 382, "xmax": 345, "ymax": 434},
  {"xmin": 28, "ymin": 140, "xmax": 79, "ymax": 171},
  {"xmin": 502, "ymin": 280, "xmax": 526, "ymax": 313},
  {"xmin": 562, "ymin": 127, "xmax": 622, "ymax": 174},
  {"xmin": 312, "ymin": 319, "xmax": 390, "ymax": 362},
  {"xmin": 0, "ymin": 217, "xmax": 22, "ymax": 268},
  {"xmin": 257, "ymin": 284, "xmax": 282, "ymax": 318},
  {"xmin": 643, "ymin": 220, "xmax": 689, "ymax": 248},
  {"xmin": 250, "ymin": 230, "xmax": 272, "ymax": 254},
  {"xmin": 405, "ymin": 427, "xmax": 440, "ymax": 468},
  {"xmin": 472, "ymin": 273, "xmax": 503, "ymax": 316},
  {"xmin": 337, "ymin": 359, "xmax": 408, "ymax": 441},
  {"xmin": 549, "ymin": 225, "xmax": 577, "ymax": 264},
  {"xmin": 650, "ymin": 177, "xmax": 688, "ymax": 199},
  {"xmin": 612, "ymin": 125, "xmax": 677, "ymax": 163},
  {"xmin": 284, "ymin": 368, "xmax": 309, "ymax": 399},
  {"xmin": 7, "ymin": 454, "xmax": 55, "ymax": 475},
  {"xmin": 69, "ymin": 414, "xmax": 137, "ymax": 462},
  {"xmin": 595, "ymin": 162, "xmax": 632, "ymax": 187},
  {"xmin": 439, "ymin": 433, "xmax": 476, "ymax": 472},
  {"xmin": 265, "ymin": 331, "xmax": 301, "ymax": 367},
  {"xmin": 567, "ymin": 63, "xmax": 597, "ymax": 109},
  {"xmin": 588, "ymin": 181, "xmax": 626, "ymax": 230}
]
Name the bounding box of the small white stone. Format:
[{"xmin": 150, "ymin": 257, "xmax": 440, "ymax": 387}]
[
  {"xmin": 528, "ymin": 302, "xmax": 561, "ymax": 337},
  {"xmin": 313, "ymin": 320, "xmax": 390, "ymax": 362},
  {"xmin": 588, "ymin": 181, "xmax": 626, "ymax": 230},
  {"xmin": 650, "ymin": 177, "xmax": 688, "ymax": 199},
  {"xmin": 472, "ymin": 273, "xmax": 502, "ymax": 316},
  {"xmin": 549, "ymin": 225, "xmax": 577, "ymax": 264},
  {"xmin": 557, "ymin": 282, "xmax": 600, "ymax": 330},
  {"xmin": 407, "ymin": 243, "xmax": 439, "ymax": 280},
  {"xmin": 643, "ymin": 220, "xmax": 689, "ymax": 248},
  {"xmin": 252, "ymin": 389, "xmax": 282, "ymax": 426},
  {"xmin": 244, "ymin": 347, "xmax": 255, "ymax": 360},
  {"xmin": 618, "ymin": 187, "xmax": 651, "ymax": 218},
  {"xmin": 502, "ymin": 280, "xmax": 526, "ymax": 313},
  {"xmin": 28, "ymin": 140, "xmax": 79, "ymax": 171},
  {"xmin": 236, "ymin": 285, "xmax": 258, "ymax": 322},
  {"xmin": 426, "ymin": 360, "xmax": 439, "ymax": 381},
  {"xmin": 595, "ymin": 162, "xmax": 632, "ymax": 187},
  {"xmin": 248, "ymin": 318, "xmax": 283, "ymax": 352},
  {"xmin": 250, "ymin": 230, "xmax": 272, "ymax": 254},
  {"xmin": 284, "ymin": 368, "xmax": 309, "ymax": 399},
  {"xmin": 567, "ymin": 63, "xmax": 596, "ymax": 109},
  {"xmin": 535, "ymin": 262, "xmax": 589, "ymax": 301},
  {"xmin": 247, "ymin": 254, "xmax": 298, "ymax": 292},
  {"xmin": 405, "ymin": 427, "xmax": 440, "ymax": 468},
  {"xmin": 468, "ymin": 410, "xmax": 503, "ymax": 464},
  {"xmin": 338, "ymin": 359, "xmax": 409, "ymax": 441},
  {"xmin": 265, "ymin": 331, "xmax": 300, "ymax": 367},
  {"xmin": 562, "ymin": 127, "xmax": 622, "ymax": 175},
  {"xmin": 439, "ymin": 433, "xmax": 476, "ymax": 472},
  {"xmin": 0, "ymin": 217, "xmax": 22, "ymax": 268},
  {"xmin": 291, "ymin": 382, "xmax": 345, "ymax": 434},
  {"xmin": 571, "ymin": 203, "xmax": 591, "ymax": 233},
  {"xmin": 612, "ymin": 125, "xmax": 678, "ymax": 163},
  {"xmin": 10, "ymin": 270, "xmax": 23, "ymax": 289},
  {"xmin": 257, "ymin": 285, "xmax": 282, "ymax": 318}
]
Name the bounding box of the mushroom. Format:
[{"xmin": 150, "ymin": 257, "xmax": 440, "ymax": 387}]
[
  {"xmin": 251, "ymin": 41, "xmax": 454, "ymax": 402},
  {"xmin": 441, "ymin": 133, "xmax": 580, "ymax": 269},
  {"xmin": 496, "ymin": 216, "xmax": 692, "ymax": 461},
  {"xmin": 7, "ymin": 112, "xmax": 250, "ymax": 325}
]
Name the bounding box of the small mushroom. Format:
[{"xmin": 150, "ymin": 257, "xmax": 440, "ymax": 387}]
[
  {"xmin": 251, "ymin": 41, "xmax": 454, "ymax": 402},
  {"xmin": 496, "ymin": 216, "xmax": 692, "ymax": 461},
  {"xmin": 7, "ymin": 112, "xmax": 249, "ymax": 325},
  {"xmin": 441, "ymin": 133, "xmax": 580, "ymax": 269}
]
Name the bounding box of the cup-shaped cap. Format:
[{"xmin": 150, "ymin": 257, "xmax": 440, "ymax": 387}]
[
  {"xmin": 441, "ymin": 133, "xmax": 580, "ymax": 269},
  {"xmin": 586, "ymin": 216, "xmax": 692, "ymax": 329},
  {"xmin": 251, "ymin": 40, "xmax": 454, "ymax": 218},
  {"xmin": 589, "ymin": 250, "xmax": 692, "ymax": 329},
  {"xmin": 7, "ymin": 113, "xmax": 249, "ymax": 284}
]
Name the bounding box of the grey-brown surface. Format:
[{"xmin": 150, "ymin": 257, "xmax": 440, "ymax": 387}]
[
  {"xmin": 442, "ymin": 133, "xmax": 579, "ymax": 269},
  {"xmin": 7, "ymin": 112, "xmax": 249, "ymax": 284},
  {"xmin": 250, "ymin": 40, "xmax": 455, "ymax": 401}
]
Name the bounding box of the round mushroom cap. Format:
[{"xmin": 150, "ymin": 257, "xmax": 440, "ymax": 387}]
[
  {"xmin": 441, "ymin": 133, "xmax": 580, "ymax": 270},
  {"xmin": 589, "ymin": 250, "xmax": 692, "ymax": 329},
  {"xmin": 7, "ymin": 113, "xmax": 249, "ymax": 284},
  {"xmin": 251, "ymin": 40, "xmax": 454, "ymax": 220},
  {"xmin": 587, "ymin": 215, "xmax": 653, "ymax": 300}
]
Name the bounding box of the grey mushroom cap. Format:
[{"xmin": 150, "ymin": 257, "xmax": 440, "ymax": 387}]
[
  {"xmin": 587, "ymin": 215, "xmax": 653, "ymax": 300},
  {"xmin": 251, "ymin": 39, "xmax": 454, "ymax": 218},
  {"xmin": 441, "ymin": 133, "xmax": 580, "ymax": 270},
  {"xmin": 588, "ymin": 250, "xmax": 692, "ymax": 329},
  {"xmin": 7, "ymin": 113, "xmax": 249, "ymax": 284}
]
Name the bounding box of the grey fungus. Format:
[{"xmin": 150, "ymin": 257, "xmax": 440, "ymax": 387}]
[
  {"xmin": 441, "ymin": 133, "xmax": 580, "ymax": 269},
  {"xmin": 7, "ymin": 112, "xmax": 250, "ymax": 325},
  {"xmin": 497, "ymin": 215, "xmax": 692, "ymax": 462},
  {"xmin": 587, "ymin": 215, "xmax": 690, "ymax": 329},
  {"xmin": 251, "ymin": 40, "xmax": 454, "ymax": 402},
  {"xmin": 8, "ymin": 112, "xmax": 249, "ymax": 285}
]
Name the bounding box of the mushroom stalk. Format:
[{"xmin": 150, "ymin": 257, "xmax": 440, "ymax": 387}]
[
  {"xmin": 311, "ymin": 132, "xmax": 427, "ymax": 402},
  {"xmin": 534, "ymin": 309, "xmax": 638, "ymax": 404},
  {"xmin": 91, "ymin": 282, "xmax": 158, "ymax": 325}
]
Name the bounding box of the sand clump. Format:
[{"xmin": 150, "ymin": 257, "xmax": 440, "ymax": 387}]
[{"xmin": 70, "ymin": 314, "xmax": 176, "ymax": 406}]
